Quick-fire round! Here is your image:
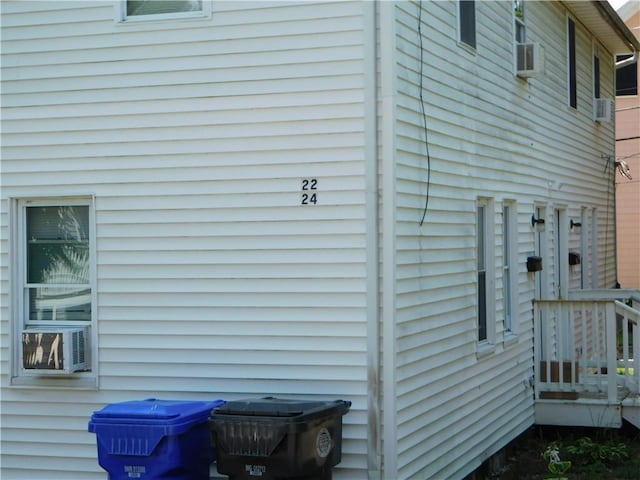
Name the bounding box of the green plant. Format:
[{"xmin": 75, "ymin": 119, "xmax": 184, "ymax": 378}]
[
  {"xmin": 543, "ymin": 442, "xmax": 572, "ymax": 480},
  {"xmin": 566, "ymin": 436, "xmax": 629, "ymax": 465}
]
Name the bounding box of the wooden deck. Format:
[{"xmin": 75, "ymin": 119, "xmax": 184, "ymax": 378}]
[{"xmin": 534, "ymin": 290, "xmax": 640, "ymax": 430}]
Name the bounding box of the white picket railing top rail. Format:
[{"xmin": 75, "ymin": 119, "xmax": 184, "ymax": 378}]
[{"xmin": 567, "ymin": 289, "xmax": 640, "ymax": 301}]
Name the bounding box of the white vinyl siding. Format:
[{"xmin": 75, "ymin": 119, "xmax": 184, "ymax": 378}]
[
  {"xmin": 0, "ymin": 1, "xmax": 623, "ymax": 479},
  {"xmin": 1, "ymin": 2, "xmax": 368, "ymax": 478},
  {"xmin": 393, "ymin": 1, "xmax": 616, "ymax": 478}
]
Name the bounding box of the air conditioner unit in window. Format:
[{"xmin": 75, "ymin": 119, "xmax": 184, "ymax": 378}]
[
  {"xmin": 594, "ymin": 98, "xmax": 614, "ymax": 123},
  {"xmin": 22, "ymin": 327, "xmax": 89, "ymax": 375},
  {"xmin": 516, "ymin": 43, "xmax": 543, "ymax": 78}
]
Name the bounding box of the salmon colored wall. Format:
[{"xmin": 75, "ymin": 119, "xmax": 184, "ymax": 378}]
[{"xmin": 615, "ymin": 8, "xmax": 640, "ymax": 288}]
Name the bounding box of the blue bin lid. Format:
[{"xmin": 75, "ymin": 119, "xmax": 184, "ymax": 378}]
[
  {"xmin": 89, "ymin": 398, "xmax": 225, "ymax": 429},
  {"xmin": 88, "ymin": 399, "xmax": 225, "ymax": 457}
]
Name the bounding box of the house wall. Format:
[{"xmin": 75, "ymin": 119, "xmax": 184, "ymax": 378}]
[
  {"xmin": 0, "ymin": 2, "xmax": 371, "ymax": 478},
  {"xmin": 615, "ymin": 5, "xmax": 640, "ymax": 289},
  {"xmin": 0, "ymin": 1, "xmax": 624, "ymax": 479},
  {"xmin": 389, "ymin": 1, "xmax": 618, "ymax": 478}
]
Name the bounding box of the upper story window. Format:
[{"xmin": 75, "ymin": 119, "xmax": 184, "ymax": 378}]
[
  {"xmin": 459, "ymin": 0, "xmax": 476, "ymax": 49},
  {"xmin": 593, "ymin": 49, "xmax": 600, "ymax": 99},
  {"xmin": 567, "ymin": 17, "xmax": 577, "ymax": 109},
  {"xmin": 514, "ymin": 0, "xmax": 525, "ymax": 43},
  {"xmin": 616, "ymin": 55, "xmax": 638, "ymax": 96},
  {"xmin": 121, "ymin": 0, "xmax": 210, "ymax": 21},
  {"xmin": 11, "ymin": 197, "xmax": 96, "ymax": 387}
]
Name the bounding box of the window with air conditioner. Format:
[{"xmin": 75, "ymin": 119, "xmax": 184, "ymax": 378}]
[{"xmin": 11, "ymin": 198, "xmax": 95, "ymax": 385}]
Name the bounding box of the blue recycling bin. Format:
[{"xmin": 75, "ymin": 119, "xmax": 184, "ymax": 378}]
[{"xmin": 88, "ymin": 398, "xmax": 225, "ymax": 480}]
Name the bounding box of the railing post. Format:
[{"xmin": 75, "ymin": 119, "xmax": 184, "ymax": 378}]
[
  {"xmin": 634, "ymin": 321, "xmax": 640, "ymax": 395},
  {"xmin": 534, "ymin": 301, "xmax": 540, "ymax": 399},
  {"xmin": 606, "ymin": 302, "xmax": 618, "ymax": 402}
]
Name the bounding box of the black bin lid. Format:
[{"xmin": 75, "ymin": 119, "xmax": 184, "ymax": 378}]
[{"xmin": 212, "ymin": 397, "xmax": 350, "ymax": 420}]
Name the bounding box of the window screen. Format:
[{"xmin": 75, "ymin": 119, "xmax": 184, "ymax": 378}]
[
  {"xmin": 568, "ymin": 18, "xmax": 577, "ymax": 108},
  {"xmin": 616, "ymin": 55, "xmax": 638, "ymax": 96},
  {"xmin": 127, "ymin": 0, "xmax": 203, "ymax": 16},
  {"xmin": 459, "ymin": 1, "xmax": 476, "ymax": 49}
]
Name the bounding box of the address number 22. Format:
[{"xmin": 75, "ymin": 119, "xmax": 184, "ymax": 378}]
[{"xmin": 301, "ymin": 178, "xmax": 318, "ymax": 205}]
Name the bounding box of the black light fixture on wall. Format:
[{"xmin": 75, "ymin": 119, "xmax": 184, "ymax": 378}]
[
  {"xmin": 531, "ymin": 214, "xmax": 545, "ymax": 226},
  {"xmin": 527, "ymin": 256, "xmax": 543, "ymax": 272},
  {"xmin": 570, "ymin": 219, "xmax": 582, "ymax": 229}
]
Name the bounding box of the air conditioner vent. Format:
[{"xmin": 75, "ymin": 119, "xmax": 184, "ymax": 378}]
[
  {"xmin": 594, "ymin": 98, "xmax": 613, "ymax": 123},
  {"xmin": 22, "ymin": 327, "xmax": 89, "ymax": 375},
  {"xmin": 516, "ymin": 43, "xmax": 543, "ymax": 78}
]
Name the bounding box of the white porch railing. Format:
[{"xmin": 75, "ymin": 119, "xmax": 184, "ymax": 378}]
[{"xmin": 534, "ymin": 291, "xmax": 640, "ymax": 404}]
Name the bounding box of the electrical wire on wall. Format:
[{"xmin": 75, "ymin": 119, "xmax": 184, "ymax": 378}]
[
  {"xmin": 603, "ymin": 154, "xmax": 616, "ymax": 287},
  {"xmin": 417, "ymin": 0, "xmax": 432, "ymax": 227}
]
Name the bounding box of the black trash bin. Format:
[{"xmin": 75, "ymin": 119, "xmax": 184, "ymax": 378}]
[{"xmin": 209, "ymin": 397, "xmax": 351, "ymax": 480}]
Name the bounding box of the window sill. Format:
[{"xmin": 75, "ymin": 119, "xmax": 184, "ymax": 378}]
[
  {"xmin": 504, "ymin": 332, "xmax": 519, "ymax": 347},
  {"xmin": 457, "ymin": 41, "xmax": 477, "ymax": 56},
  {"xmin": 118, "ymin": 13, "xmax": 210, "ymax": 24},
  {"xmin": 477, "ymin": 341, "xmax": 496, "ymax": 359},
  {"xmin": 10, "ymin": 375, "xmax": 98, "ymax": 390}
]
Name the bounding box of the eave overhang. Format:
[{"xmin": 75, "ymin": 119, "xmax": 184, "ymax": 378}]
[{"xmin": 563, "ymin": 0, "xmax": 640, "ymax": 54}]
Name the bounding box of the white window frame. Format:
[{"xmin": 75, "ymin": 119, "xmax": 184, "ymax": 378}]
[
  {"xmin": 10, "ymin": 197, "xmax": 97, "ymax": 389},
  {"xmin": 567, "ymin": 15, "xmax": 577, "ymax": 109},
  {"xmin": 593, "ymin": 43, "xmax": 601, "ymax": 100},
  {"xmin": 514, "ymin": 0, "xmax": 526, "ymax": 43},
  {"xmin": 555, "ymin": 207, "xmax": 569, "ymax": 299},
  {"xmin": 458, "ymin": 0, "xmax": 477, "ymax": 51},
  {"xmin": 477, "ymin": 198, "xmax": 496, "ymax": 355},
  {"xmin": 502, "ymin": 201, "xmax": 518, "ymax": 339},
  {"xmin": 117, "ymin": 0, "xmax": 212, "ymax": 23}
]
